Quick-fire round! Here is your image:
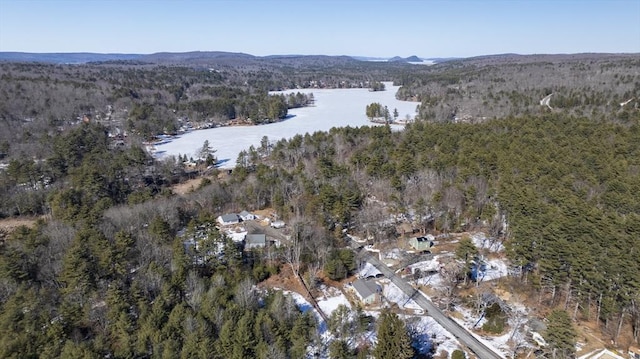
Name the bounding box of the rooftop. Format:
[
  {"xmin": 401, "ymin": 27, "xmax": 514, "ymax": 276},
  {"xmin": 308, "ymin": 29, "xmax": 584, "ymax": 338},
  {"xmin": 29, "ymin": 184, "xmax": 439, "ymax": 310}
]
[{"xmin": 352, "ymin": 279, "xmax": 379, "ymax": 299}]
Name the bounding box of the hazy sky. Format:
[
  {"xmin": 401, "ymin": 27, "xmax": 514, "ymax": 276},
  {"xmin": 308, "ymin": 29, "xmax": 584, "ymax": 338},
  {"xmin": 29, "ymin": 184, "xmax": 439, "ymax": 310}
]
[{"xmin": 0, "ymin": 0, "xmax": 638, "ymax": 57}]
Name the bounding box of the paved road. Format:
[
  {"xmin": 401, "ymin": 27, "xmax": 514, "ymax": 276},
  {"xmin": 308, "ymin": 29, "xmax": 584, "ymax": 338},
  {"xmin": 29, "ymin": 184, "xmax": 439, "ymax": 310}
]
[{"xmin": 352, "ymin": 244, "xmax": 505, "ymax": 359}]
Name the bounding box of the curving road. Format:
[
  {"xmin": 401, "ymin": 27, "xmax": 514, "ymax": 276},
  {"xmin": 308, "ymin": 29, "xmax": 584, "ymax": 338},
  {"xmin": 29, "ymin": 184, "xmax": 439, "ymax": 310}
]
[{"xmin": 352, "ymin": 244, "xmax": 505, "ymax": 359}]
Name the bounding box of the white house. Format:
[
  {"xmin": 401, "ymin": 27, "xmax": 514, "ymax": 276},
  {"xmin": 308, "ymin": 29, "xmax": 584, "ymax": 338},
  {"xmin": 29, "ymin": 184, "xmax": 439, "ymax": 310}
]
[
  {"xmin": 217, "ymin": 213, "xmax": 240, "ymax": 226},
  {"xmin": 270, "ymin": 220, "xmax": 285, "ymax": 229},
  {"xmin": 238, "ymin": 210, "xmax": 256, "ymax": 221}
]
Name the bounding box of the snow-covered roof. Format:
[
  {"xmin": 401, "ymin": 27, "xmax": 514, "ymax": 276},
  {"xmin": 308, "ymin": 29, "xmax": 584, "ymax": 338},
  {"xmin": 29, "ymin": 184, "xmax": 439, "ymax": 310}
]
[{"xmin": 358, "ymin": 262, "xmax": 382, "ymax": 279}]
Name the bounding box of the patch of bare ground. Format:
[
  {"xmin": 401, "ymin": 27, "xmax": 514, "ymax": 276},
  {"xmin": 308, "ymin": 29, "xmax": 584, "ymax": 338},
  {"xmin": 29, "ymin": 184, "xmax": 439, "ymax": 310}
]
[
  {"xmin": 0, "ymin": 216, "xmax": 43, "ymax": 242},
  {"xmin": 253, "ymin": 208, "xmax": 276, "ymax": 220},
  {"xmin": 0, "ymin": 216, "xmax": 41, "ymax": 232},
  {"xmin": 258, "ymin": 264, "xmax": 308, "ymax": 298},
  {"xmin": 171, "ymin": 176, "xmax": 215, "ymax": 195}
]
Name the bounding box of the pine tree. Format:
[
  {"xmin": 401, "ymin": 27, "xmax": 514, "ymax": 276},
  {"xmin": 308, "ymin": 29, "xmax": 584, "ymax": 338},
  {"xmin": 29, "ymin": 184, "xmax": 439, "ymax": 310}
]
[
  {"xmin": 544, "ymin": 309, "xmax": 576, "ymax": 359},
  {"xmin": 329, "ymin": 340, "xmax": 352, "ymax": 359},
  {"xmin": 455, "ymin": 236, "xmax": 479, "ymax": 282},
  {"xmin": 372, "ymin": 310, "xmax": 414, "ymax": 359}
]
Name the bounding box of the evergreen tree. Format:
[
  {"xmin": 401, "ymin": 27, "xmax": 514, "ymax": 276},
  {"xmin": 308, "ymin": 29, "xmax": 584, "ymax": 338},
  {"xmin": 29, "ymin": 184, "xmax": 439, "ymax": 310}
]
[
  {"xmin": 329, "ymin": 340, "xmax": 353, "ymax": 359},
  {"xmin": 455, "ymin": 236, "xmax": 478, "ymax": 282},
  {"xmin": 372, "ymin": 310, "xmax": 414, "ymax": 359},
  {"xmin": 197, "ymin": 140, "xmax": 216, "ymax": 165},
  {"xmin": 544, "ymin": 309, "xmax": 576, "ymax": 359}
]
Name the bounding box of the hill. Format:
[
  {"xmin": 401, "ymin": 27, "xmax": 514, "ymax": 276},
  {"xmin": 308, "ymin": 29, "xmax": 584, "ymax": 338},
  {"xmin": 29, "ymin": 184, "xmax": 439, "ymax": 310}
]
[
  {"xmin": 0, "ymin": 52, "xmax": 143, "ymax": 64},
  {"xmin": 388, "ymin": 55, "xmax": 423, "ymax": 63},
  {"xmin": 0, "ymin": 51, "xmax": 363, "ymax": 67}
]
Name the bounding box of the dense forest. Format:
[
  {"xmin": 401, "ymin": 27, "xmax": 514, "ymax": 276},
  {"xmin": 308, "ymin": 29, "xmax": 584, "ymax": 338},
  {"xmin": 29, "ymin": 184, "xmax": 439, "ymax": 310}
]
[
  {"xmin": 1, "ymin": 53, "xmax": 639, "ymax": 358},
  {"xmin": 395, "ymin": 54, "xmax": 640, "ymax": 122}
]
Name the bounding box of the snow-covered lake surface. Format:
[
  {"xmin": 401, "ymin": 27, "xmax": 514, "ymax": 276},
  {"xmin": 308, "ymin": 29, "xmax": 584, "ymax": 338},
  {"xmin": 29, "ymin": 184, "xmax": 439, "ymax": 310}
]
[{"xmin": 154, "ymin": 82, "xmax": 419, "ymax": 168}]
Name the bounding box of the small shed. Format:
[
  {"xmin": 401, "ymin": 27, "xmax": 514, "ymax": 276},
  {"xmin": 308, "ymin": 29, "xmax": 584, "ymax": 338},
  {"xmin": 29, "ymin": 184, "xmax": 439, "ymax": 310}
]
[
  {"xmin": 409, "ymin": 235, "xmax": 435, "ymax": 252},
  {"xmin": 245, "ymin": 234, "xmax": 267, "ymax": 250},
  {"xmin": 217, "ymin": 213, "xmax": 239, "ymax": 226},
  {"xmin": 352, "ymin": 279, "xmax": 381, "ymax": 305}
]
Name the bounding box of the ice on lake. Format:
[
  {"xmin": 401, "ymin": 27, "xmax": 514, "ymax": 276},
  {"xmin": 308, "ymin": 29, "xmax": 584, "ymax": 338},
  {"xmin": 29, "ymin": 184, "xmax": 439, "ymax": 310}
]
[{"xmin": 154, "ymin": 82, "xmax": 419, "ymax": 168}]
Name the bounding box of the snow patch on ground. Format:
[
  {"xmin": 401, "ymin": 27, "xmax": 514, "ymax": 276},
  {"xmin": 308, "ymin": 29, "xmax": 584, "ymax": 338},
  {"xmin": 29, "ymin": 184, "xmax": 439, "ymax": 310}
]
[
  {"xmin": 224, "ymin": 228, "xmax": 247, "ymax": 242},
  {"xmin": 478, "ymin": 258, "xmax": 510, "ymax": 282},
  {"xmin": 404, "ymin": 314, "xmax": 462, "ymax": 357},
  {"xmin": 451, "ymin": 303, "xmax": 527, "ymax": 358},
  {"xmin": 283, "ymin": 290, "xmax": 328, "ymax": 336},
  {"xmin": 316, "ymin": 286, "xmax": 351, "ymax": 317},
  {"xmin": 471, "ymin": 232, "xmax": 505, "ymax": 252},
  {"xmin": 407, "ymin": 257, "xmax": 441, "ymax": 273},
  {"xmin": 412, "ymin": 254, "xmax": 452, "ymax": 289},
  {"xmin": 381, "ymin": 279, "xmax": 422, "ymax": 311},
  {"xmin": 384, "ymin": 248, "xmax": 403, "ymax": 260}
]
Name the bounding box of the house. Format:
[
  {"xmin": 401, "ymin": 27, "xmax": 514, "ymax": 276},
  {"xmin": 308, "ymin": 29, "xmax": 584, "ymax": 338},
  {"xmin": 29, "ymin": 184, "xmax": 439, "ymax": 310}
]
[
  {"xmin": 408, "ymin": 235, "xmax": 435, "ymax": 252},
  {"xmin": 238, "ymin": 210, "xmax": 256, "ymax": 221},
  {"xmin": 217, "ymin": 213, "xmax": 239, "ymax": 226},
  {"xmin": 270, "ymin": 220, "xmax": 286, "ymax": 229},
  {"xmin": 245, "ymin": 234, "xmax": 267, "ymax": 250},
  {"xmin": 352, "ymin": 279, "xmax": 381, "ymax": 305},
  {"xmin": 577, "ymin": 348, "xmax": 626, "ymax": 359}
]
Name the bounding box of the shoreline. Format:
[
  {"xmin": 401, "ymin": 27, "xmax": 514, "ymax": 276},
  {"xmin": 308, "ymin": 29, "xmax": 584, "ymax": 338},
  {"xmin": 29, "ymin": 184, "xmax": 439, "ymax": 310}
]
[{"xmin": 153, "ymin": 82, "xmax": 419, "ymax": 169}]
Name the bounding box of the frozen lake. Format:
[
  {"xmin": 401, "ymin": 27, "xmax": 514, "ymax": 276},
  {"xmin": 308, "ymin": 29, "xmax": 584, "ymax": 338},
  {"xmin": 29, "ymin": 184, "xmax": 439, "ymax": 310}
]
[{"xmin": 154, "ymin": 82, "xmax": 419, "ymax": 168}]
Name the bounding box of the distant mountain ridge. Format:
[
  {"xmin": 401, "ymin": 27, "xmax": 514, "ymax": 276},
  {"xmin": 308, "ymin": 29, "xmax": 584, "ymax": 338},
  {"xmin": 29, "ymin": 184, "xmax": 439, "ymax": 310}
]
[
  {"xmin": 0, "ymin": 52, "xmax": 143, "ymax": 64},
  {"xmin": 1, "ymin": 51, "xmax": 631, "ymax": 66},
  {"xmin": 0, "ymin": 51, "xmax": 446, "ymax": 65}
]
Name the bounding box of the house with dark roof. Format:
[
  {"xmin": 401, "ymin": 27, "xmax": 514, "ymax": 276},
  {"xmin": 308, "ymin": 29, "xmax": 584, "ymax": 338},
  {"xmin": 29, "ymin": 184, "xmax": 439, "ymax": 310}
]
[
  {"xmin": 352, "ymin": 279, "xmax": 381, "ymax": 305},
  {"xmin": 245, "ymin": 233, "xmax": 267, "ymax": 250},
  {"xmin": 217, "ymin": 213, "xmax": 240, "ymax": 226}
]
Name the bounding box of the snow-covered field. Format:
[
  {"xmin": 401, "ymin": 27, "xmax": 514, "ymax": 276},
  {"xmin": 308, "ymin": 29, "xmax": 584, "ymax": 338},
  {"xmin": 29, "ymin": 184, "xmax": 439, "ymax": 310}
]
[{"xmin": 153, "ymin": 82, "xmax": 419, "ymax": 168}]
